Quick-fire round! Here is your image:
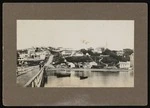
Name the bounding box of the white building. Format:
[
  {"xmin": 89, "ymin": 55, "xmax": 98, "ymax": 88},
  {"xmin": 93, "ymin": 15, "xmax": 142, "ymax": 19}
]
[
  {"xmin": 119, "ymin": 61, "xmax": 130, "ymax": 69},
  {"xmin": 130, "ymin": 53, "xmax": 134, "ymax": 68},
  {"xmin": 27, "ymin": 48, "xmax": 36, "ymax": 57},
  {"xmin": 61, "ymin": 50, "xmax": 73, "ymax": 56},
  {"xmin": 100, "ymin": 55, "xmax": 109, "ymax": 57},
  {"xmin": 71, "ymin": 51, "xmax": 84, "ymax": 56},
  {"xmin": 68, "ymin": 62, "xmax": 75, "ymax": 68},
  {"xmin": 35, "ymin": 51, "xmax": 43, "ymax": 56},
  {"xmin": 35, "ymin": 50, "xmax": 50, "ymax": 60},
  {"xmin": 86, "ymin": 53, "xmax": 90, "ymax": 56},
  {"xmin": 19, "ymin": 53, "xmax": 28, "ymax": 59},
  {"xmin": 40, "ymin": 54, "xmax": 46, "ymax": 60},
  {"xmin": 89, "ymin": 62, "xmax": 98, "ymax": 68},
  {"xmin": 93, "ymin": 47, "xmax": 103, "ymax": 53}
]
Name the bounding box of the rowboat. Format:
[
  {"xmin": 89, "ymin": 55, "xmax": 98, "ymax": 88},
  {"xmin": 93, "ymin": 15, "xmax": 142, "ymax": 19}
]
[
  {"xmin": 56, "ymin": 73, "xmax": 71, "ymax": 78},
  {"xmin": 55, "ymin": 70, "xmax": 71, "ymax": 78},
  {"xmin": 80, "ymin": 76, "xmax": 88, "ymax": 80}
]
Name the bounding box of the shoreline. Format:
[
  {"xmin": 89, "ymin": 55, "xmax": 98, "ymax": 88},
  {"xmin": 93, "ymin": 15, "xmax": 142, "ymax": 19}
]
[{"xmin": 47, "ymin": 68, "xmax": 133, "ymax": 72}]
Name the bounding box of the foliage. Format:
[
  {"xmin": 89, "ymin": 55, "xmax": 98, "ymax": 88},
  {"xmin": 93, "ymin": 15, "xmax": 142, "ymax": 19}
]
[
  {"xmin": 80, "ymin": 48, "xmax": 101, "ymax": 56},
  {"xmin": 122, "ymin": 48, "xmax": 133, "ymax": 61},
  {"xmin": 65, "ymin": 56, "xmax": 93, "ymax": 63},
  {"xmin": 52, "ymin": 55, "xmax": 65, "ymax": 65},
  {"xmin": 101, "ymin": 56, "xmax": 119, "ymax": 65},
  {"xmin": 80, "ymin": 49, "xmax": 87, "ymax": 55},
  {"xmin": 17, "ymin": 52, "xmax": 20, "ymax": 59},
  {"xmin": 123, "ymin": 48, "xmax": 133, "ymax": 55},
  {"xmin": 102, "ymin": 48, "xmax": 131, "ymax": 63},
  {"xmin": 91, "ymin": 56, "xmax": 101, "ymax": 63}
]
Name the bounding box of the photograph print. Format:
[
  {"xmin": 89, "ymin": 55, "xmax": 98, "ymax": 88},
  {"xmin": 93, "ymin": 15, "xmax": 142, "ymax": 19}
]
[{"xmin": 16, "ymin": 20, "xmax": 134, "ymax": 87}]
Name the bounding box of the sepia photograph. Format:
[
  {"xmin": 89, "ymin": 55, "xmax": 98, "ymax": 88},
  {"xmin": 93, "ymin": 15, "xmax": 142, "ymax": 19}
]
[{"xmin": 16, "ymin": 20, "xmax": 134, "ymax": 87}]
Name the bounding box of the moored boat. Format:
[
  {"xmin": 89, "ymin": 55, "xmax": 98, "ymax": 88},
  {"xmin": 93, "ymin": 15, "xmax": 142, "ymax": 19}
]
[
  {"xmin": 80, "ymin": 76, "xmax": 88, "ymax": 80},
  {"xmin": 55, "ymin": 70, "xmax": 71, "ymax": 78},
  {"xmin": 56, "ymin": 73, "xmax": 71, "ymax": 78}
]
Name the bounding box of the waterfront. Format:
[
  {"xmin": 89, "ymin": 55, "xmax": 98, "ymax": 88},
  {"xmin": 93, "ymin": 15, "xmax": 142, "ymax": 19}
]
[
  {"xmin": 44, "ymin": 70, "xmax": 134, "ymax": 87},
  {"xmin": 17, "ymin": 20, "xmax": 134, "ymax": 88}
]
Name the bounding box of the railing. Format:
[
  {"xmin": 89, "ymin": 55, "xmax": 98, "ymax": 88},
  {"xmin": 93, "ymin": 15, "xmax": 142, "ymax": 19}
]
[
  {"xmin": 24, "ymin": 67, "xmax": 45, "ymax": 87},
  {"xmin": 23, "ymin": 55, "xmax": 53, "ymax": 87}
]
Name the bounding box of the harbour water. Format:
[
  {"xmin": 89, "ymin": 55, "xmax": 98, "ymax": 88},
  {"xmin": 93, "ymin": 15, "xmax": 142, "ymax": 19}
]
[{"xmin": 44, "ymin": 69, "xmax": 134, "ymax": 87}]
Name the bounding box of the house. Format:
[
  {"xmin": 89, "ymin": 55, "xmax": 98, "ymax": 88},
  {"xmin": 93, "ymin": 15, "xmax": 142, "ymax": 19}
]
[
  {"xmin": 68, "ymin": 62, "xmax": 75, "ymax": 68},
  {"xmin": 56, "ymin": 47, "xmax": 64, "ymax": 51},
  {"xmin": 35, "ymin": 51, "xmax": 43, "ymax": 56},
  {"xmin": 35, "ymin": 51, "xmax": 45, "ymax": 59},
  {"xmin": 17, "ymin": 50, "xmax": 28, "ymax": 59},
  {"xmin": 40, "ymin": 54, "xmax": 46, "ymax": 60},
  {"xmin": 89, "ymin": 62, "xmax": 98, "ymax": 68},
  {"xmin": 130, "ymin": 53, "xmax": 134, "ymax": 68},
  {"xmin": 100, "ymin": 55, "xmax": 110, "ymax": 57},
  {"xmin": 61, "ymin": 50, "xmax": 74, "ymax": 56},
  {"xmin": 86, "ymin": 53, "xmax": 90, "ymax": 56},
  {"xmin": 36, "ymin": 50, "xmax": 50, "ymax": 59},
  {"xmin": 116, "ymin": 50, "xmax": 124, "ymax": 56},
  {"xmin": 118, "ymin": 61, "xmax": 130, "ymax": 69},
  {"xmin": 71, "ymin": 51, "xmax": 84, "ymax": 56},
  {"xmin": 19, "ymin": 53, "xmax": 28, "ymax": 59},
  {"xmin": 27, "ymin": 48, "xmax": 36, "ymax": 58},
  {"xmin": 93, "ymin": 47, "xmax": 103, "ymax": 53}
]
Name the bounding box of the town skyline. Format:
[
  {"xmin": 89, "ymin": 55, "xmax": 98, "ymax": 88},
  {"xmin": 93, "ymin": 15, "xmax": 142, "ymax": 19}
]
[
  {"xmin": 17, "ymin": 20, "xmax": 134, "ymax": 50},
  {"xmin": 17, "ymin": 45, "xmax": 134, "ymax": 51}
]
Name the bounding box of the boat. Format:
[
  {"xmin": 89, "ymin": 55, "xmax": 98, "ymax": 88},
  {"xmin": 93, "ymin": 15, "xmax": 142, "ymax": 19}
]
[
  {"xmin": 55, "ymin": 70, "xmax": 71, "ymax": 78},
  {"xmin": 79, "ymin": 71, "xmax": 88, "ymax": 80},
  {"xmin": 80, "ymin": 76, "xmax": 88, "ymax": 80},
  {"xmin": 56, "ymin": 73, "xmax": 71, "ymax": 78}
]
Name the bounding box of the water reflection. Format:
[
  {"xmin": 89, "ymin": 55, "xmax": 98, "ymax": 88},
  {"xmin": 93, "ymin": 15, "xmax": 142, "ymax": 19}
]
[{"xmin": 43, "ymin": 69, "xmax": 134, "ymax": 87}]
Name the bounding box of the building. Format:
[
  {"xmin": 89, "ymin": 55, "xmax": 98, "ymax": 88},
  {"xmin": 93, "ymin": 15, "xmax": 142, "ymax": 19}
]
[
  {"xmin": 68, "ymin": 62, "xmax": 75, "ymax": 68},
  {"xmin": 100, "ymin": 55, "xmax": 110, "ymax": 57},
  {"xmin": 71, "ymin": 51, "xmax": 84, "ymax": 56},
  {"xmin": 17, "ymin": 50, "xmax": 28, "ymax": 59},
  {"xmin": 35, "ymin": 50, "xmax": 50, "ymax": 59},
  {"xmin": 89, "ymin": 62, "xmax": 97, "ymax": 68},
  {"xmin": 61, "ymin": 50, "xmax": 74, "ymax": 56},
  {"xmin": 19, "ymin": 53, "xmax": 28, "ymax": 59},
  {"xmin": 93, "ymin": 47, "xmax": 103, "ymax": 53},
  {"xmin": 118, "ymin": 61, "xmax": 130, "ymax": 69},
  {"xmin": 86, "ymin": 53, "xmax": 90, "ymax": 56},
  {"xmin": 130, "ymin": 53, "xmax": 134, "ymax": 68},
  {"xmin": 40, "ymin": 54, "xmax": 46, "ymax": 60},
  {"xmin": 27, "ymin": 48, "xmax": 36, "ymax": 58}
]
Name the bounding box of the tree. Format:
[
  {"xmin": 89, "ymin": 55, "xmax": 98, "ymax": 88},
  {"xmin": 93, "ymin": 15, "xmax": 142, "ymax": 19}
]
[
  {"xmin": 101, "ymin": 56, "xmax": 119, "ymax": 65},
  {"xmin": 65, "ymin": 56, "xmax": 92, "ymax": 63},
  {"xmin": 123, "ymin": 48, "xmax": 133, "ymax": 55},
  {"xmin": 123, "ymin": 49, "xmax": 133, "ymax": 61},
  {"xmin": 102, "ymin": 48, "xmax": 117, "ymax": 58},
  {"xmin": 17, "ymin": 52, "xmax": 20, "ymax": 59},
  {"xmin": 101, "ymin": 47, "xmax": 105, "ymax": 53},
  {"xmin": 101, "ymin": 48, "xmax": 130, "ymax": 63},
  {"xmin": 87, "ymin": 48, "xmax": 94, "ymax": 56},
  {"xmin": 80, "ymin": 49, "xmax": 87, "ymax": 55},
  {"xmin": 17, "ymin": 52, "xmax": 20, "ymax": 66}
]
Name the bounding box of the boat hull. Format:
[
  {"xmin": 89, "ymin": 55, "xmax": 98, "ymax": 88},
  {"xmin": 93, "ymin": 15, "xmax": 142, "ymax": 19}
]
[{"xmin": 55, "ymin": 73, "xmax": 71, "ymax": 78}]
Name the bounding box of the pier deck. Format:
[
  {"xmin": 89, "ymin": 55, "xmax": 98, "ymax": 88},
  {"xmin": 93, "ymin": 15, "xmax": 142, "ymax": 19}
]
[{"xmin": 16, "ymin": 66, "xmax": 40, "ymax": 86}]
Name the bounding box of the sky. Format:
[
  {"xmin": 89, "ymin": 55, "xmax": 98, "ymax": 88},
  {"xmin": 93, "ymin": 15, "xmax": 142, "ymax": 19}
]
[{"xmin": 17, "ymin": 20, "xmax": 134, "ymax": 50}]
